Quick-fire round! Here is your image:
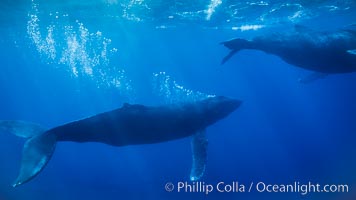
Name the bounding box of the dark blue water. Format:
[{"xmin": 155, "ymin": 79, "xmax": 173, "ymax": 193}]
[{"xmin": 1, "ymin": 0, "xmax": 356, "ymax": 199}]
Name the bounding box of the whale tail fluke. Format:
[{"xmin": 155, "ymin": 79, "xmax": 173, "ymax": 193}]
[
  {"xmin": 0, "ymin": 120, "xmax": 46, "ymax": 138},
  {"xmin": 0, "ymin": 120, "xmax": 57, "ymax": 187},
  {"xmin": 12, "ymin": 133, "xmax": 56, "ymax": 187}
]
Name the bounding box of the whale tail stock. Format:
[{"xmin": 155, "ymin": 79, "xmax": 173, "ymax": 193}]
[{"xmin": 0, "ymin": 120, "xmax": 56, "ymax": 187}]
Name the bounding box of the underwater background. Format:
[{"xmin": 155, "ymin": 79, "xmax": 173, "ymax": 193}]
[{"xmin": 0, "ymin": 0, "xmax": 355, "ymax": 199}]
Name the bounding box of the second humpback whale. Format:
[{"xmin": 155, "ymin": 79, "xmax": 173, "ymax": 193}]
[
  {"xmin": 0, "ymin": 96, "xmax": 241, "ymax": 187},
  {"xmin": 221, "ymin": 27, "xmax": 356, "ymax": 83}
]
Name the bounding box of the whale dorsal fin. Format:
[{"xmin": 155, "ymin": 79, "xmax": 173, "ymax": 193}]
[
  {"xmin": 294, "ymin": 25, "xmax": 312, "ymax": 33},
  {"xmin": 123, "ymin": 103, "xmax": 131, "ymax": 108},
  {"xmin": 190, "ymin": 129, "xmax": 207, "ymax": 181},
  {"xmin": 121, "ymin": 103, "xmax": 147, "ymax": 113}
]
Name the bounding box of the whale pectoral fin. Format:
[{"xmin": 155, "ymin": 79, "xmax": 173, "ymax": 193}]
[
  {"xmin": 0, "ymin": 120, "xmax": 46, "ymax": 138},
  {"xmin": 190, "ymin": 129, "xmax": 208, "ymax": 181},
  {"xmin": 347, "ymin": 49, "xmax": 356, "ymax": 55},
  {"xmin": 298, "ymin": 72, "xmax": 328, "ymax": 84},
  {"xmin": 221, "ymin": 50, "xmax": 238, "ymax": 65},
  {"xmin": 13, "ymin": 133, "xmax": 57, "ymax": 187}
]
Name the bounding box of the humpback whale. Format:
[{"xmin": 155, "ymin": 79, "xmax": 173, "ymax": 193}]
[
  {"xmin": 0, "ymin": 96, "xmax": 241, "ymax": 187},
  {"xmin": 221, "ymin": 27, "xmax": 356, "ymax": 82}
]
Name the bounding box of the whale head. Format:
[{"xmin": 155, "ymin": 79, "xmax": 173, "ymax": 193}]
[{"xmin": 201, "ymin": 96, "xmax": 242, "ymax": 124}]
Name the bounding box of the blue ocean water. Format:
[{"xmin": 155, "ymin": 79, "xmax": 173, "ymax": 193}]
[{"xmin": 0, "ymin": 0, "xmax": 355, "ymax": 199}]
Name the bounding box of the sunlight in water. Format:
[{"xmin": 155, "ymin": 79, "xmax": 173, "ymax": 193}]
[
  {"xmin": 27, "ymin": 3, "xmax": 56, "ymax": 61},
  {"xmin": 206, "ymin": 0, "xmax": 222, "ymax": 20},
  {"xmin": 231, "ymin": 24, "xmax": 265, "ymax": 31},
  {"xmin": 260, "ymin": 3, "xmax": 306, "ymax": 23},
  {"xmin": 121, "ymin": 0, "xmax": 146, "ymax": 22},
  {"xmin": 26, "ymin": 0, "xmax": 133, "ymax": 96},
  {"xmin": 59, "ymin": 23, "xmax": 110, "ymax": 77},
  {"xmin": 105, "ymin": 0, "xmax": 119, "ymax": 5},
  {"xmin": 152, "ymin": 72, "xmax": 215, "ymax": 104}
]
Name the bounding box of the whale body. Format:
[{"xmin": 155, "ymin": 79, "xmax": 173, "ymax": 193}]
[
  {"xmin": 221, "ymin": 27, "xmax": 356, "ymax": 82},
  {"xmin": 0, "ymin": 96, "xmax": 241, "ymax": 187}
]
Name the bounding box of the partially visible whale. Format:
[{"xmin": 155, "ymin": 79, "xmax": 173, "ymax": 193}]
[
  {"xmin": 0, "ymin": 96, "xmax": 241, "ymax": 187},
  {"xmin": 221, "ymin": 26, "xmax": 356, "ymax": 82}
]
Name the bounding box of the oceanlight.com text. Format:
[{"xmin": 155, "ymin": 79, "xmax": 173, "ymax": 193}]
[{"xmin": 164, "ymin": 181, "xmax": 349, "ymax": 196}]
